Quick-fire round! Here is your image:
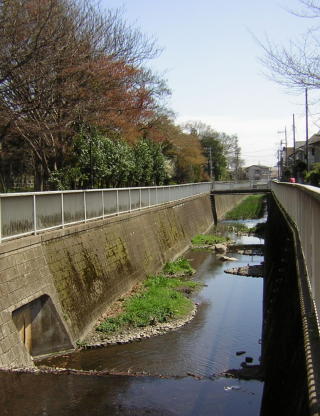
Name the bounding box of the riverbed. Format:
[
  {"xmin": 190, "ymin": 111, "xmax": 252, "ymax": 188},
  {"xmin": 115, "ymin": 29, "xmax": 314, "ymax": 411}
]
[{"xmin": 1, "ymin": 225, "xmax": 265, "ymax": 415}]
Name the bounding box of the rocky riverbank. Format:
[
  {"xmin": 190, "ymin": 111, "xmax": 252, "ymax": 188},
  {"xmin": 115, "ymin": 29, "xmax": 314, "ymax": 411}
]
[{"xmin": 82, "ymin": 303, "xmax": 197, "ymax": 349}]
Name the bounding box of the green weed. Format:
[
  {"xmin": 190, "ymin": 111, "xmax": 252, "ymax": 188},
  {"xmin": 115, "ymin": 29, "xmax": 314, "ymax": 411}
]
[
  {"xmin": 96, "ymin": 274, "xmax": 197, "ymax": 334},
  {"xmin": 163, "ymin": 258, "xmax": 195, "ymax": 276},
  {"xmin": 225, "ymin": 194, "xmax": 265, "ymax": 220},
  {"xmin": 191, "ymin": 234, "xmax": 229, "ymax": 245}
]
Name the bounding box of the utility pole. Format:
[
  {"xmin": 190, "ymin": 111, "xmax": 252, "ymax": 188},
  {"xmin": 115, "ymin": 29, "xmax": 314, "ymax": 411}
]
[
  {"xmin": 285, "ymin": 126, "xmax": 288, "ymax": 166},
  {"xmin": 280, "ymin": 139, "xmax": 283, "ymax": 180},
  {"xmin": 205, "ymin": 147, "xmax": 213, "ymax": 180},
  {"xmin": 277, "ymin": 127, "xmax": 287, "ymax": 176},
  {"xmin": 209, "ymin": 147, "xmax": 213, "ymax": 180},
  {"xmin": 235, "ymin": 146, "xmax": 240, "ymax": 180},
  {"xmin": 305, "ymin": 87, "xmax": 309, "ymax": 171},
  {"xmin": 293, "ymin": 113, "xmax": 296, "ymax": 178}
]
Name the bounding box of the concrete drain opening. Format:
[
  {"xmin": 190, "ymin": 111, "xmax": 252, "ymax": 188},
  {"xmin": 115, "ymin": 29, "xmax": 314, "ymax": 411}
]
[{"xmin": 12, "ymin": 295, "xmax": 73, "ymax": 357}]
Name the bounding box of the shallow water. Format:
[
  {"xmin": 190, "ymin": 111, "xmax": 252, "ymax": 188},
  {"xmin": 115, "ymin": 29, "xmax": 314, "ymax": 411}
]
[
  {"xmin": 0, "ymin": 372, "xmax": 262, "ymax": 416},
  {"xmin": 1, "ymin": 230, "xmax": 265, "ymax": 416},
  {"xmin": 42, "ymin": 245, "xmax": 263, "ymax": 378}
]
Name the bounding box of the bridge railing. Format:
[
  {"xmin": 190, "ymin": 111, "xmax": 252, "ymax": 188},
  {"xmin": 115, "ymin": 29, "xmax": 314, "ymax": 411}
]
[
  {"xmin": 211, "ymin": 180, "xmax": 271, "ymax": 191},
  {"xmin": 0, "ymin": 182, "xmax": 211, "ymax": 243},
  {"xmin": 271, "ymin": 181, "xmax": 320, "ymax": 321}
]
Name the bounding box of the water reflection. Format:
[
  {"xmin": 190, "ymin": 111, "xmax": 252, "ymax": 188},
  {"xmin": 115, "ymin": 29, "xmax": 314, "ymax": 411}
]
[
  {"xmin": 42, "ymin": 236, "xmax": 264, "ymax": 379},
  {"xmin": 2, "ymin": 231, "xmax": 265, "ymax": 416},
  {"xmin": 0, "ymin": 372, "xmax": 262, "ymax": 416}
]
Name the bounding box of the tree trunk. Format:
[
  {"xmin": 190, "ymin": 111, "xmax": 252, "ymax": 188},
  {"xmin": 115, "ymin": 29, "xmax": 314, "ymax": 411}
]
[{"xmin": 34, "ymin": 156, "xmax": 44, "ymax": 191}]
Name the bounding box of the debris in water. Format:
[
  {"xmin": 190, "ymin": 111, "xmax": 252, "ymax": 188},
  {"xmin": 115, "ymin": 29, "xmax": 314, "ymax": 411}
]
[{"xmin": 224, "ymin": 386, "xmax": 241, "ymax": 391}]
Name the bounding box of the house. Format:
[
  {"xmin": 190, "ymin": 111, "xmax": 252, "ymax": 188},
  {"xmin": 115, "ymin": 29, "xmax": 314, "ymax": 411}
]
[
  {"xmin": 286, "ymin": 141, "xmax": 306, "ymax": 166},
  {"xmin": 308, "ymin": 132, "xmax": 320, "ymax": 166},
  {"xmin": 286, "ymin": 134, "xmax": 320, "ymax": 168},
  {"xmin": 245, "ymin": 165, "xmax": 271, "ymax": 180}
]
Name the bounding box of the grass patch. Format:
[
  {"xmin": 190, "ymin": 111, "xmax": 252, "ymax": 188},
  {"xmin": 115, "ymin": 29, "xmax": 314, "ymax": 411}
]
[
  {"xmin": 225, "ymin": 223, "xmax": 251, "ymax": 234},
  {"xmin": 225, "ymin": 194, "xmax": 265, "ymax": 220},
  {"xmin": 163, "ymin": 258, "xmax": 195, "ymax": 276},
  {"xmin": 96, "ymin": 274, "xmax": 197, "ymax": 334},
  {"xmin": 191, "ymin": 234, "xmax": 229, "ymax": 245}
]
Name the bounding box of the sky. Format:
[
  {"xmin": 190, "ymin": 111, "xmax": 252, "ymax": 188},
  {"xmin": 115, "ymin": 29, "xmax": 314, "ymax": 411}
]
[{"xmin": 100, "ymin": 0, "xmax": 319, "ymax": 167}]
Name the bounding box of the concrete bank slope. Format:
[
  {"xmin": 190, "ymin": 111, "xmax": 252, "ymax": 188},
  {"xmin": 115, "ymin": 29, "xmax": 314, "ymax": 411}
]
[
  {"xmin": 212, "ymin": 193, "xmax": 248, "ymax": 222},
  {"xmin": 0, "ymin": 194, "xmax": 218, "ymax": 368}
]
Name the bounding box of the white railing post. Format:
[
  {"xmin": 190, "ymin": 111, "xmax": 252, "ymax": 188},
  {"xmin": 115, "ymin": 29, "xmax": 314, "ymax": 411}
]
[
  {"xmin": 84, "ymin": 192, "xmax": 87, "ymax": 223},
  {"xmin": 61, "ymin": 193, "xmax": 64, "ymax": 228},
  {"xmin": 33, "ymin": 195, "xmax": 37, "ymax": 235},
  {"xmin": 148, "ymin": 188, "xmax": 151, "ymax": 207},
  {"xmin": 102, "ymin": 190, "xmax": 105, "ymax": 219},
  {"xmin": 0, "ymin": 197, "xmax": 2, "ymax": 243},
  {"xmin": 156, "ymin": 187, "xmax": 158, "ymax": 205},
  {"xmin": 116, "ymin": 190, "xmax": 119, "ymax": 215},
  {"xmin": 129, "ymin": 189, "xmax": 132, "ymax": 212},
  {"xmin": 139, "ymin": 189, "xmax": 142, "ymax": 210}
]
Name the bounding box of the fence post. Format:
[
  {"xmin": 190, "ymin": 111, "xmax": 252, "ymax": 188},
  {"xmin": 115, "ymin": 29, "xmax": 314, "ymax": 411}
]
[
  {"xmin": 0, "ymin": 197, "xmax": 2, "ymax": 243},
  {"xmin": 33, "ymin": 195, "xmax": 37, "ymax": 235},
  {"xmin": 102, "ymin": 190, "xmax": 105, "ymax": 219},
  {"xmin": 84, "ymin": 192, "xmax": 87, "ymax": 223},
  {"xmin": 139, "ymin": 189, "xmax": 142, "ymax": 210},
  {"xmin": 116, "ymin": 190, "xmax": 119, "ymax": 215},
  {"xmin": 61, "ymin": 193, "xmax": 64, "ymax": 228},
  {"xmin": 129, "ymin": 189, "xmax": 132, "ymax": 212}
]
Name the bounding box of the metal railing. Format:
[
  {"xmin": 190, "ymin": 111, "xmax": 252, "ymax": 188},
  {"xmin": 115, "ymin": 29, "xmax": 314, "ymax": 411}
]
[
  {"xmin": 0, "ymin": 182, "xmax": 211, "ymax": 243},
  {"xmin": 211, "ymin": 180, "xmax": 271, "ymax": 191}
]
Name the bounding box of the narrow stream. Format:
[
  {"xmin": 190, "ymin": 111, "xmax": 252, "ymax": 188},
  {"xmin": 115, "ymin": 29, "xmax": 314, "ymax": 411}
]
[
  {"xmin": 42, "ymin": 243, "xmax": 263, "ymax": 378},
  {"xmin": 0, "ymin": 221, "xmax": 265, "ymax": 416}
]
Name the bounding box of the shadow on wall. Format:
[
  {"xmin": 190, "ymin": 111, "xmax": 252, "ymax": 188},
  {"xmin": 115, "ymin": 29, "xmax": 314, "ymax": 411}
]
[{"xmin": 12, "ymin": 295, "xmax": 73, "ymax": 357}]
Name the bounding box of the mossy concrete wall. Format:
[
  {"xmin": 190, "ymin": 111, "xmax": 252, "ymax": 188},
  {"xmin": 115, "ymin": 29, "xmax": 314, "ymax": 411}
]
[
  {"xmin": 0, "ymin": 194, "xmax": 220, "ymax": 368},
  {"xmin": 211, "ymin": 193, "xmax": 248, "ymax": 221}
]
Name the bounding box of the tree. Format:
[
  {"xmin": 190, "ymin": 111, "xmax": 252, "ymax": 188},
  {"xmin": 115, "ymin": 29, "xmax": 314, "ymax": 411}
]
[
  {"xmin": 259, "ymin": 0, "xmax": 320, "ymax": 90},
  {"xmin": 181, "ymin": 120, "xmax": 243, "ymax": 180},
  {"xmin": 200, "ymin": 136, "xmax": 227, "ymax": 180},
  {"xmin": 48, "ymin": 131, "xmax": 169, "ymax": 190},
  {"xmin": 220, "ymin": 133, "xmax": 244, "ymax": 179},
  {"xmin": 0, "ymin": 0, "xmax": 168, "ymax": 190}
]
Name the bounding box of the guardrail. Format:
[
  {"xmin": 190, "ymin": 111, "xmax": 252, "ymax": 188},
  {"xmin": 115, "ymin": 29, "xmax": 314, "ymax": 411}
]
[
  {"xmin": 0, "ymin": 182, "xmax": 211, "ymax": 243},
  {"xmin": 271, "ymin": 181, "xmax": 320, "ymax": 321},
  {"xmin": 211, "ymin": 180, "xmax": 271, "ymax": 191}
]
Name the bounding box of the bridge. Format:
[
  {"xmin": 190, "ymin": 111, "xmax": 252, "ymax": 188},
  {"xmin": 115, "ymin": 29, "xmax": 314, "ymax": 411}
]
[{"xmin": 211, "ymin": 180, "xmax": 271, "ymax": 194}]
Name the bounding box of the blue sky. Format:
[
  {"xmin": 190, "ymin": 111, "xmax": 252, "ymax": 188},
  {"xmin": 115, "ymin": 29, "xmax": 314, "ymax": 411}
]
[{"xmin": 101, "ymin": 0, "xmax": 317, "ymax": 167}]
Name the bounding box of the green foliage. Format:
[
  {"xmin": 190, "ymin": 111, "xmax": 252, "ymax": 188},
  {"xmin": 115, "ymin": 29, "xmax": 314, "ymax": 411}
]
[
  {"xmin": 225, "ymin": 194, "xmax": 265, "ymax": 220},
  {"xmin": 225, "ymin": 223, "xmax": 252, "ymax": 234},
  {"xmin": 48, "ymin": 131, "xmax": 168, "ymax": 189},
  {"xmin": 144, "ymin": 274, "xmax": 197, "ymax": 289},
  {"xmin": 306, "ymin": 163, "xmax": 320, "ymax": 187},
  {"xmin": 162, "ymin": 258, "xmax": 195, "ymax": 276},
  {"xmin": 133, "ymin": 139, "xmax": 167, "ymax": 185},
  {"xmin": 96, "ymin": 274, "xmax": 196, "ymax": 333},
  {"xmin": 200, "ymin": 135, "xmax": 227, "ymax": 180},
  {"xmin": 191, "ymin": 234, "xmax": 229, "ymax": 245}
]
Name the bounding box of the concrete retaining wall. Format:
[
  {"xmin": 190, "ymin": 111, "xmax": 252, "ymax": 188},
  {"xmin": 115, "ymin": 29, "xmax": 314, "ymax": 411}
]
[
  {"xmin": 212, "ymin": 193, "xmax": 248, "ymax": 221},
  {"xmin": 0, "ymin": 194, "xmax": 216, "ymax": 368}
]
